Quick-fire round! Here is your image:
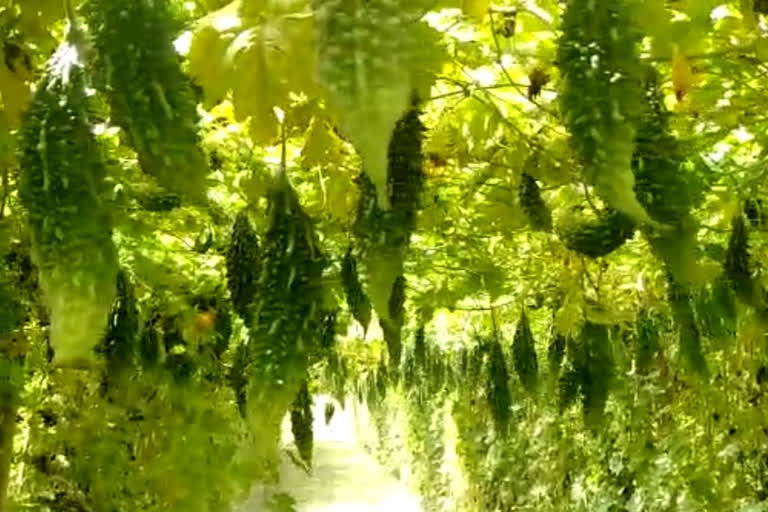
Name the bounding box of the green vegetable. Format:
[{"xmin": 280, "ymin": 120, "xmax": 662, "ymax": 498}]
[
  {"xmin": 668, "ymin": 275, "xmax": 708, "ymax": 377},
  {"xmin": 18, "ymin": 36, "xmax": 118, "ymax": 367},
  {"xmin": 102, "ymin": 270, "xmax": 139, "ymax": 376},
  {"xmin": 519, "ymin": 172, "xmax": 552, "ymax": 232},
  {"xmin": 136, "ymin": 191, "xmax": 182, "ymax": 212},
  {"xmin": 354, "ymin": 99, "xmax": 425, "ymax": 366},
  {"xmin": 547, "ymin": 333, "xmax": 566, "ymax": 375},
  {"xmin": 724, "ymin": 213, "xmax": 753, "ymax": 304},
  {"xmin": 166, "ymin": 351, "xmax": 196, "ymax": 383},
  {"xmin": 634, "ymin": 311, "xmax": 661, "ymax": 375},
  {"xmin": 558, "ymin": 365, "xmax": 580, "ymax": 412},
  {"xmin": 512, "ymin": 309, "xmax": 539, "ymax": 394},
  {"xmin": 580, "ymin": 322, "xmax": 614, "ymax": 428},
  {"xmin": 225, "ymin": 209, "xmax": 260, "ymax": 324},
  {"xmin": 341, "ymin": 247, "xmax": 372, "ymax": 333},
  {"xmin": 486, "ymin": 336, "xmax": 512, "ymax": 434},
  {"xmin": 84, "ymin": 0, "xmax": 209, "ymax": 202},
  {"xmin": 694, "ymin": 278, "xmax": 736, "ymax": 342},
  {"xmin": 242, "ymin": 171, "xmax": 327, "ymax": 467},
  {"xmin": 414, "ymin": 325, "xmax": 427, "ymax": 370},
  {"xmin": 138, "ymin": 318, "xmax": 162, "ymax": 369},
  {"xmin": 212, "ymin": 303, "xmax": 233, "ymax": 358},
  {"xmin": 0, "ymin": 274, "xmax": 22, "ymax": 336},
  {"xmin": 290, "ymin": 379, "xmax": 313, "ymax": 468},
  {"xmin": 557, "ymin": 208, "xmax": 635, "ymax": 258},
  {"xmin": 634, "ymin": 68, "xmax": 704, "ymax": 285},
  {"xmin": 558, "ymin": 0, "xmax": 649, "ymax": 224}
]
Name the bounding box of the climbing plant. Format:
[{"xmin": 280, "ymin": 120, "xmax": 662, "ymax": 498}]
[{"xmin": 2, "ymin": 0, "xmax": 768, "ymax": 511}]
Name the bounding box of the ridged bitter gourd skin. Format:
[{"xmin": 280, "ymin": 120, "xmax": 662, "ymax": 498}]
[
  {"xmin": 558, "ymin": 0, "xmax": 650, "ymax": 224},
  {"xmin": 84, "ymin": 0, "xmax": 209, "ymax": 202},
  {"xmin": 556, "ymin": 208, "xmax": 635, "ymax": 258},
  {"xmin": 19, "ymin": 38, "xmax": 118, "ymax": 368}
]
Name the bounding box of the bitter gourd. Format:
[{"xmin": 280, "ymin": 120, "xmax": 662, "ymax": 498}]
[
  {"xmin": 668, "ymin": 274, "xmax": 708, "ymax": 377},
  {"xmin": 313, "ymin": 1, "xmax": 436, "ymax": 210},
  {"xmin": 290, "ymin": 378, "xmax": 314, "ymax": 468},
  {"xmin": 519, "ymin": 171, "xmax": 552, "ymax": 232},
  {"xmin": 634, "ymin": 311, "xmax": 661, "ymax": 375},
  {"xmin": 102, "ymin": 269, "xmax": 139, "ymax": 376},
  {"xmin": 634, "ymin": 67, "xmax": 704, "ymax": 285},
  {"xmin": 225, "ymin": 209, "xmax": 260, "ymax": 324},
  {"xmin": 725, "ymin": 213, "xmax": 754, "ymax": 304},
  {"xmin": 84, "ymin": 0, "xmax": 209, "ymax": 202},
  {"xmin": 18, "ymin": 33, "xmax": 118, "ymax": 367},
  {"xmin": 243, "ymin": 171, "xmax": 327, "ymax": 461},
  {"xmin": 341, "ymin": 246, "xmax": 372, "ymax": 333},
  {"xmin": 556, "ymin": 208, "xmax": 635, "ymax": 258},
  {"xmin": 558, "ymin": 0, "xmax": 650, "ymax": 224},
  {"xmin": 512, "ymin": 309, "xmax": 538, "ymax": 395},
  {"xmin": 354, "ymin": 99, "xmax": 425, "ymax": 365},
  {"xmin": 580, "ymin": 322, "xmax": 614, "ymax": 428},
  {"xmin": 486, "ymin": 336, "xmax": 512, "ymax": 434}
]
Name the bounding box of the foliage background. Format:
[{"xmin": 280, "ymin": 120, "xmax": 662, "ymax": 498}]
[{"xmin": 3, "ymin": 0, "xmax": 768, "ymax": 511}]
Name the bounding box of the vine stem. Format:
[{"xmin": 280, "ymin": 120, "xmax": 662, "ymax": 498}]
[
  {"xmin": 0, "ymin": 167, "xmax": 8, "ymax": 220},
  {"xmin": 453, "ymin": 297, "xmax": 518, "ymax": 312}
]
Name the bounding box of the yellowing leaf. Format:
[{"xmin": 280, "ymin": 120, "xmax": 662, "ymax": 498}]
[
  {"xmin": 302, "ymin": 117, "xmax": 344, "ymax": 168},
  {"xmin": 323, "ymin": 168, "xmax": 359, "ymax": 224},
  {"xmin": 672, "ymin": 47, "xmax": 694, "ymax": 101},
  {"xmin": 0, "ymin": 63, "xmax": 32, "ymax": 128},
  {"xmin": 190, "ymin": 0, "xmax": 317, "ymax": 144},
  {"xmin": 188, "ymin": 25, "xmax": 235, "ymax": 108},
  {"xmin": 463, "ymin": 0, "xmax": 490, "ymax": 18}
]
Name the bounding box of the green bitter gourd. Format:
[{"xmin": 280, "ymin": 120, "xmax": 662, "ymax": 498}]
[
  {"xmin": 19, "ymin": 32, "xmax": 118, "ymax": 367},
  {"xmin": 84, "ymin": 0, "xmax": 209, "ymax": 202}
]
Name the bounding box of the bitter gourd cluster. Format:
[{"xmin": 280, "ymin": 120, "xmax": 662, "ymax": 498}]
[
  {"xmin": 313, "ymin": 0, "xmax": 436, "ymax": 210},
  {"xmin": 353, "ymin": 99, "xmax": 425, "ymax": 365}
]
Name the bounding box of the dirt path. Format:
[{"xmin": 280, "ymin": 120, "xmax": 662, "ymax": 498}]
[{"xmin": 238, "ymin": 395, "xmax": 421, "ymax": 512}]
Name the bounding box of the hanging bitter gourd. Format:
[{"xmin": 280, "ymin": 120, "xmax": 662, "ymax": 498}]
[
  {"xmin": 225, "ymin": 209, "xmax": 260, "ymax": 324},
  {"xmin": 136, "ymin": 190, "xmax": 182, "ymax": 212},
  {"xmin": 354, "ymin": 99, "xmax": 425, "ymax": 365},
  {"xmin": 556, "ymin": 208, "xmax": 635, "ymax": 258},
  {"xmin": 634, "ymin": 311, "xmax": 662, "ymax": 375},
  {"xmin": 694, "ymin": 278, "xmax": 736, "ymax": 341},
  {"xmin": 558, "ymin": 0, "xmax": 651, "ymax": 225},
  {"xmin": 290, "ymin": 379, "xmax": 314, "ymax": 468},
  {"xmin": 547, "ymin": 332, "xmax": 566, "ymax": 376},
  {"xmin": 243, "ymin": 171, "xmax": 327, "ymax": 462},
  {"xmin": 580, "ymin": 322, "xmax": 614, "ymax": 428},
  {"xmin": 341, "ymin": 246, "xmax": 372, "ymax": 333},
  {"xmin": 18, "ymin": 30, "xmax": 118, "ymax": 368},
  {"xmin": 512, "ymin": 308, "xmax": 538, "ymax": 395},
  {"xmin": 486, "ymin": 335, "xmax": 512, "ymax": 434},
  {"xmin": 102, "ymin": 270, "xmax": 139, "ymax": 377},
  {"xmin": 313, "ymin": 0, "xmax": 438, "ymax": 210},
  {"xmin": 725, "ymin": 213, "xmax": 755, "ymax": 305},
  {"xmin": 138, "ymin": 317, "xmax": 162, "ymax": 369},
  {"xmin": 414, "ymin": 324, "xmax": 427, "ymax": 370},
  {"xmin": 0, "ymin": 272, "xmax": 22, "ymax": 337},
  {"xmin": 634, "ymin": 67, "xmax": 704, "ymax": 285},
  {"xmin": 519, "ymin": 167, "xmax": 552, "ymax": 232},
  {"xmin": 667, "ymin": 274, "xmax": 708, "ymax": 377},
  {"xmin": 84, "ymin": 0, "xmax": 209, "ymax": 202}
]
